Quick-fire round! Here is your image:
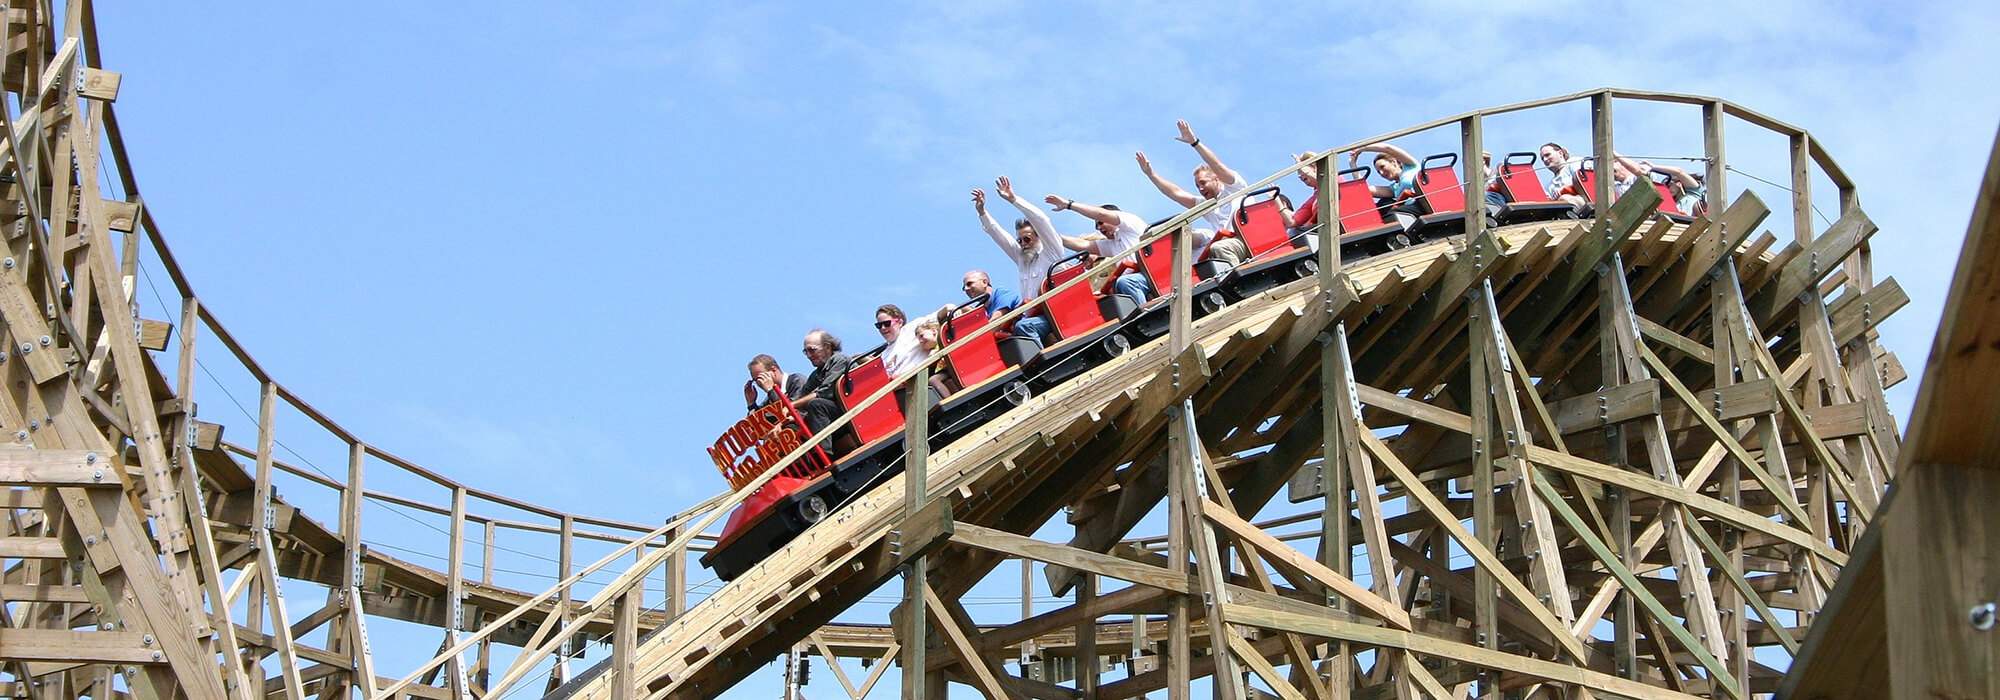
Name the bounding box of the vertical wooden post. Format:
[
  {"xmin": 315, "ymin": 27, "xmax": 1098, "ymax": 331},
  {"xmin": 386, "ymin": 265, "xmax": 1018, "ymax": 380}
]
[
  {"xmin": 1169, "ymin": 224, "xmax": 1193, "ymax": 353},
  {"xmin": 1462, "ymin": 115, "xmax": 1487, "ymax": 236},
  {"xmin": 1022, "ymin": 557, "xmax": 1038, "ymax": 676},
  {"xmin": 344, "ymin": 444, "xmax": 378, "ymax": 698},
  {"xmin": 1716, "ymin": 263, "xmax": 1762, "ymax": 685},
  {"xmin": 1129, "ymin": 608, "xmax": 1146, "ymax": 678},
  {"xmin": 478, "ymin": 518, "xmax": 495, "ymax": 692},
  {"xmin": 446, "ymin": 487, "xmax": 470, "ymax": 700},
  {"xmin": 1317, "ymin": 153, "xmax": 1342, "ymax": 278},
  {"xmin": 1075, "ymin": 573, "xmax": 1098, "ymax": 695},
  {"xmin": 171, "ymin": 296, "xmax": 257, "ymax": 700},
  {"xmin": 1703, "ymin": 101, "xmax": 1729, "ymax": 219},
  {"xmin": 1468, "ymin": 293, "xmax": 1498, "ymax": 699},
  {"xmin": 1591, "ymin": 91, "xmax": 1615, "ymax": 214},
  {"xmin": 175, "ymin": 298, "xmax": 198, "ymax": 407},
  {"xmin": 550, "ymin": 515, "xmax": 574, "ymax": 691},
  {"xmin": 252, "ymin": 383, "xmax": 307, "ymax": 700},
  {"xmin": 610, "ymin": 589, "xmax": 637, "ymax": 700},
  {"xmin": 1165, "ymin": 224, "xmax": 1193, "ymax": 700},
  {"xmin": 665, "ymin": 524, "xmax": 686, "ymax": 618},
  {"xmin": 1595, "ymin": 263, "xmax": 1638, "ymax": 681},
  {"xmin": 899, "ymin": 365, "xmax": 932, "ymax": 699},
  {"xmin": 1316, "ymin": 150, "xmax": 1353, "ymax": 699},
  {"xmin": 1790, "ymin": 132, "xmax": 1814, "ymax": 244}
]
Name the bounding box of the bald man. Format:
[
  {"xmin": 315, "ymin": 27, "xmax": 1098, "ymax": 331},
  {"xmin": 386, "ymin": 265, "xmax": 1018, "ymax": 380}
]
[{"xmin": 960, "ymin": 269, "xmax": 1045, "ymax": 342}]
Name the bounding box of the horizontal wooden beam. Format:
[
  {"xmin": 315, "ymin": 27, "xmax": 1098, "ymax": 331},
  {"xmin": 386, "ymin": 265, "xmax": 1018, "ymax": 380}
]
[
  {"xmin": 1549, "ymin": 379, "xmax": 1661, "ymax": 435},
  {"xmin": 0, "ymin": 582, "xmax": 93, "ymax": 602},
  {"xmin": 1356, "ymin": 384, "xmax": 1472, "ymax": 434},
  {"xmin": 952, "ymin": 523, "xmax": 1195, "ymax": 595},
  {"xmin": 0, "ymin": 630, "xmax": 161, "ymax": 664},
  {"xmin": 0, "ymin": 449, "xmax": 117, "ymax": 486},
  {"xmin": 0, "ymin": 537, "xmax": 66, "ymax": 559},
  {"xmin": 1220, "ymin": 596, "xmax": 1699, "ymax": 700}
]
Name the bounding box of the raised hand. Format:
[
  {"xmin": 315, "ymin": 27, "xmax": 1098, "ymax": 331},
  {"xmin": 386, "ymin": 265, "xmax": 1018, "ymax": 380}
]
[
  {"xmin": 1043, "ymin": 194, "xmax": 1069, "ymax": 211},
  {"xmin": 971, "ymin": 188, "xmax": 986, "ymax": 212},
  {"xmin": 1175, "ymin": 119, "xmax": 1197, "ymax": 144},
  {"xmin": 1135, "ymin": 151, "xmax": 1153, "ymax": 173},
  {"xmin": 995, "ymin": 176, "xmax": 1015, "ymax": 201}
]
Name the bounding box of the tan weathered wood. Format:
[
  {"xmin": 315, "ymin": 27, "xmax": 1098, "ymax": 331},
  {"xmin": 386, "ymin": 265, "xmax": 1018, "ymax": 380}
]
[
  {"xmin": 1876, "ymin": 126, "xmax": 2000, "ymax": 700},
  {"xmin": 1548, "ymin": 379, "xmax": 1660, "ymax": 435},
  {"xmin": 923, "ymin": 585, "xmax": 1013, "ymax": 700},
  {"xmin": 1524, "ymin": 471, "xmax": 1744, "ymax": 700},
  {"xmin": 1220, "ymin": 595, "xmax": 1694, "ymax": 700},
  {"xmin": 0, "ymin": 449, "xmax": 116, "ymax": 485},
  {"xmin": 1359, "ymin": 429, "xmax": 1593, "ymax": 663},
  {"xmin": 0, "ymin": 583, "xmax": 91, "ymax": 602},
  {"xmin": 1709, "ymin": 377, "xmax": 1778, "ymax": 422},
  {"xmin": 952, "ymin": 523, "xmax": 1193, "ymax": 595},
  {"xmin": 99, "ymin": 198, "xmax": 138, "ymax": 233},
  {"xmin": 134, "ymin": 318, "xmax": 170, "ymax": 351},
  {"xmin": 1201, "ymin": 499, "xmax": 1409, "ymax": 631},
  {"xmin": 78, "ymin": 67, "xmax": 120, "ymax": 101},
  {"xmin": 0, "ymin": 536, "xmax": 66, "ymax": 558},
  {"xmin": 892, "ymin": 497, "xmax": 954, "ymax": 568},
  {"xmin": 0, "ymin": 630, "xmax": 158, "ymax": 664},
  {"xmin": 1226, "ymin": 633, "xmax": 1307, "ymax": 700}
]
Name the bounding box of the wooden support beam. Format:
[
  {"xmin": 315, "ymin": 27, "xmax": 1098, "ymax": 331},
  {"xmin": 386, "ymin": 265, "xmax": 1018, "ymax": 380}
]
[
  {"xmin": 100, "ymin": 198, "xmax": 139, "ymax": 233},
  {"xmin": 1524, "ymin": 468, "xmax": 1745, "ymax": 700},
  {"xmin": 1507, "ymin": 182, "xmax": 1662, "ymax": 350},
  {"xmin": 0, "ymin": 449, "xmax": 116, "ymax": 485},
  {"xmin": 135, "ymin": 318, "xmax": 170, "ymax": 351},
  {"xmin": 0, "ymin": 630, "xmax": 161, "ymax": 664},
  {"xmin": 0, "ymin": 582, "xmax": 92, "ymax": 603},
  {"xmin": 0, "ymin": 535, "xmax": 69, "ymax": 557},
  {"xmin": 1226, "ymin": 633, "xmax": 1306, "ymax": 700},
  {"xmin": 1200, "ymin": 498, "xmax": 1411, "ymax": 631},
  {"xmin": 1358, "ymin": 430, "xmax": 1593, "ymax": 663},
  {"xmin": 1355, "ymin": 384, "xmax": 1473, "ymax": 434},
  {"xmin": 1219, "ymin": 595, "xmax": 1695, "ymax": 700},
  {"xmin": 1547, "ymin": 379, "xmax": 1660, "ymax": 435},
  {"xmin": 923, "ymin": 585, "xmax": 1013, "ymax": 700},
  {"xmin": 952, "ymin": 523, "xmax": 1194, "ymax": 595},
  {"xmin": 1877, "ymin": 126, "xmax": 2000, "ymax": 700},
  {"xmin": 78, "ymin": 67, "xmax": 120, "ymax": 101},
  {"xmin": 1745, "ymin": 207, "xmax": 1877, "ymax": 327}
]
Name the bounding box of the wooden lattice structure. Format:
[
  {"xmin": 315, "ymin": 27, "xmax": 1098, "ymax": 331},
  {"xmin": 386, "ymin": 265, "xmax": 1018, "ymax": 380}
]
[{"xmin": 2, "ymin": 2, "xmax": 1994, "ymax": 699}]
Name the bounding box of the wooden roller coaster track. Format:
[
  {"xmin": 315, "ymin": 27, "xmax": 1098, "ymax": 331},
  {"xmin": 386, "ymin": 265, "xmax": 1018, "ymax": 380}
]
[{"xmin": 3, "ymin": 3, "xmax": 1996, "ymax": 699}]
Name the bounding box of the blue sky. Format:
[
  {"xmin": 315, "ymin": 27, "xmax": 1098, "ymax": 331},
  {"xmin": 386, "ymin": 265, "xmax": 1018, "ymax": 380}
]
[{"xmin": 94, "ymin": 1, "xmax": 1997, "ymax": 696}]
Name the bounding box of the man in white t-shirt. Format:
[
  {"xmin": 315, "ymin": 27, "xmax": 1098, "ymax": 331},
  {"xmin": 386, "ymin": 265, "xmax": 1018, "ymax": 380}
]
[
  {"xmin": 973, "ymin": 177, "xmax": 1065, "ymax": 342},
  {"xmin": 1135, "ymin": 120, "xmax": 1250, "ymax": 266},
  {"xmin": 1041, "ymin": 195, "xmax": 1153, "ymax": 303}
]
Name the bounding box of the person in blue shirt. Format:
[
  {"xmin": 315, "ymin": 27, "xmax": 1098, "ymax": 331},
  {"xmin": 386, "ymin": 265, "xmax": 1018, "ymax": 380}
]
[
  {"xmin": 1347, "ymin": 142, "xmax": 1426, "ymax": 232},
  {"xmin": 961, "ymin": 270, "xmax": 1021, "ymax": 315},
  {"xmin": 959, "ymin": 270, "xmax": 1043, "ymax": 341}
]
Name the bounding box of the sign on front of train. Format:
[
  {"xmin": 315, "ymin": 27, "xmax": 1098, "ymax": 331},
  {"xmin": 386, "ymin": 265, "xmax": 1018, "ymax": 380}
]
[{"xmin": 707, "ymin": 402, "xmax": 804, "ymax": 489}]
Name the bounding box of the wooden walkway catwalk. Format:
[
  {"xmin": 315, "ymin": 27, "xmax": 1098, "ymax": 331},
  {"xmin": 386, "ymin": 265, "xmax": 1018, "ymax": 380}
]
[{"xmin": 2, "ymin": 2, "xmax": 1992, "ymax": 699}]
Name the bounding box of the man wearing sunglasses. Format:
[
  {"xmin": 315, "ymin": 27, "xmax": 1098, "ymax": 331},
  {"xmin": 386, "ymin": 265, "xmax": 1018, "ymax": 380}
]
[
  {"xmin": 973, "ymin": 177, "xmax": 1065, "ymax": 343},
  {"xmin": 876, "ymin": 304, "xmax": 954, "ymax": 378},
  {"xmin": 793, "ymin": 329, "xmax": 852, "ymax": 438}
]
